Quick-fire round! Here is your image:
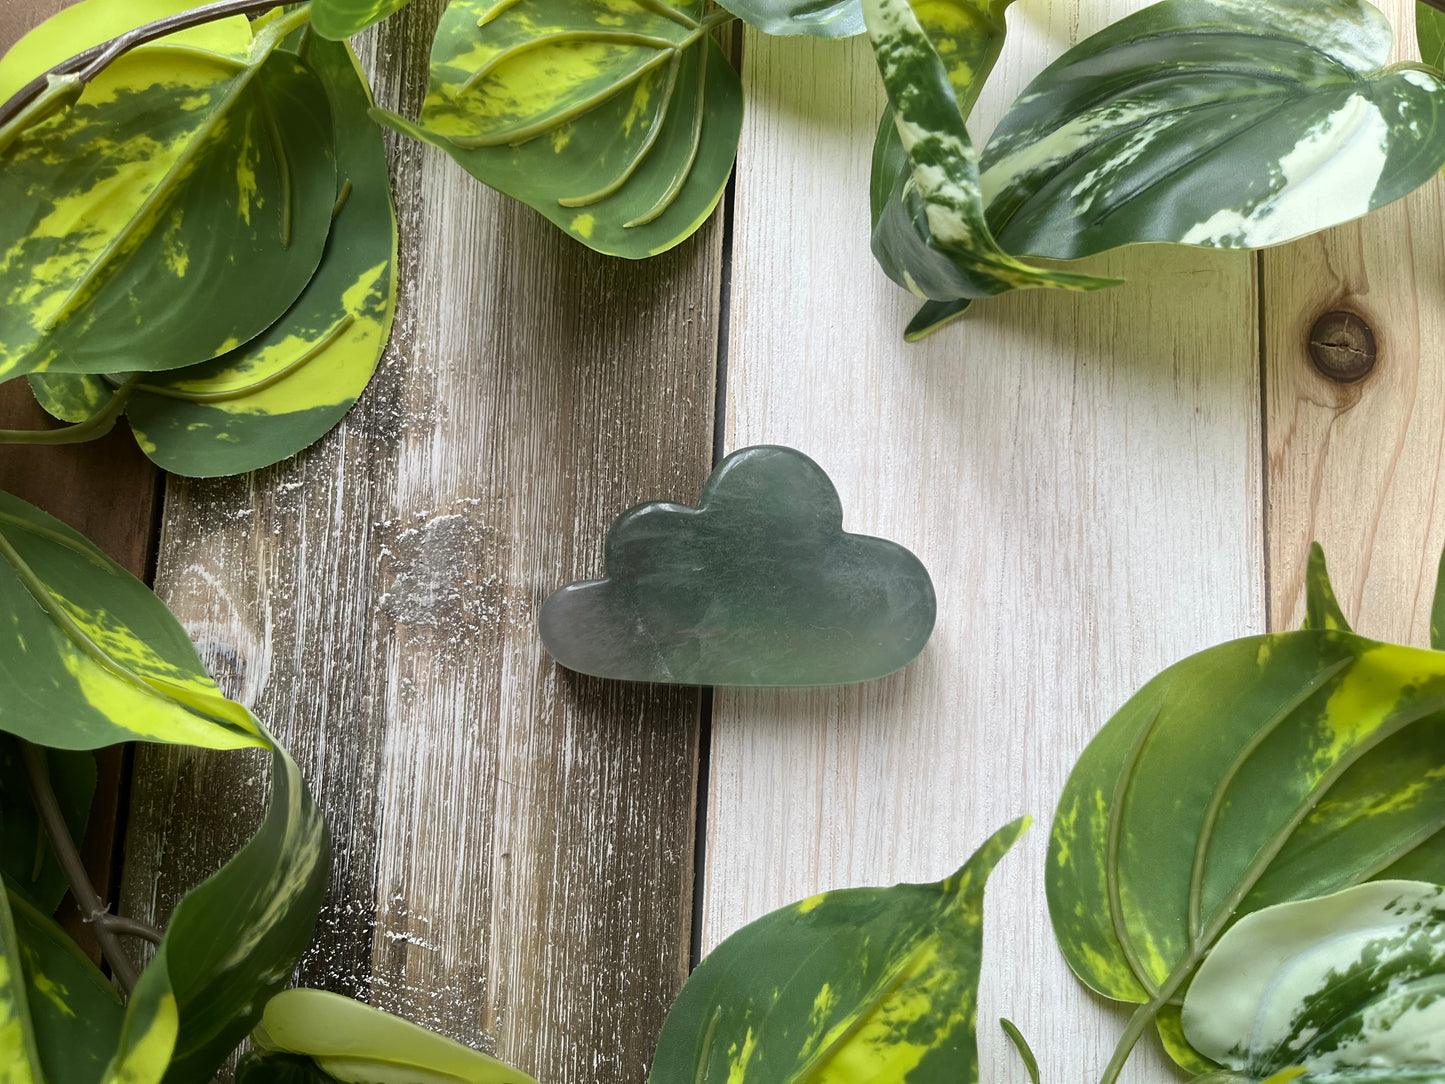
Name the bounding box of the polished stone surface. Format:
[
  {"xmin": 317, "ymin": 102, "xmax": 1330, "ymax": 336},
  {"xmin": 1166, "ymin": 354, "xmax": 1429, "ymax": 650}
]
[{"xmin": 540, "ymin": 446, "xmax": 936, "ymax": 685}]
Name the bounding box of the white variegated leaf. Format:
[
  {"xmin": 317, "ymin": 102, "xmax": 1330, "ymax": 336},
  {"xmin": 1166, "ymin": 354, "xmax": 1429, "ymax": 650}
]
[
  {"xmin": 979, "ymin": 0, "xmax": 1445, "ymax": 261},
  {"xmin": 1183, "ymin": 880, "xmax": 1445, "ymax": 1082}
]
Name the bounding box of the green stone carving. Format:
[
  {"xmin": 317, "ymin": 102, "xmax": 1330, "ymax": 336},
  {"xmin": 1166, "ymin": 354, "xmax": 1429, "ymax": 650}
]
[{"xmin": 540, "ymin": 446, "xmax": 936, "ymax": 686}]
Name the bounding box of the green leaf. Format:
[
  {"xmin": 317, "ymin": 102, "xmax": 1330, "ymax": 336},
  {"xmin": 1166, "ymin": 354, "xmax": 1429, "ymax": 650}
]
[
  {"xmin": 1182, "ymin": 880, "xmax": 1445, "ymax": 1081},
  {"xmin": 0, "ymin": 487, "xmax": 265, "ymax": 751},
  {"xmin": 0, "ymin": 8, "xmax": 336, "ymax": 379},
  {"xmin": 104, "ymin": 734, "xmax": 329, "ymax": 1084},
  {"xmin": 1432, "ymin": 544, "xmax": 1445, "ymax": 651},
  {"xmin": 1419, "ymin": 1, "xmax": 1445, "ymax": 73},
  {"xmin": 29, "ymin": 36, "xmax": 398, "ymax": 479},
  {"xmin": 979, "ymin": 0, "xmax": 1445, "ymax": 262},
  {"xmin": 999, "ymin": 1019, "xmax": 1040, "ymax": 1084},
  {"xmin": 310, "ymin": 0, "xmax": 414, "ymax": 41},
  {"xmin": 249, "ymin": 988, "xmax": 538, "ymax": 1084},
  {"xmin": 0, "ymin": 743, "xmax": 95, "ymax": 914},
  {"xmin": 1301, "ymin": 542, "xmax": 1351, "ymax": 632},
  {"xmin": 9, "ymin": 890, "xmax": 124, "ymax": 1084},
  {"xmin": 863, "ymin": 0, "xmax": 1119, "ymax": 336},
  {"xmin": 648, "ymin": 817, "xmax": 1029, "ymax": 1083},
  {"xmin": 374, "ymin": 0, "xmax": 744, "ymax": 258},
  {"xmin": 0, "ymin": 881, "xmax": 46, "ymax": 1083},
  {"xmin": 1047, "ymin": 611, "xmax": 1445, "ymax": 1072},
  {"xmin": 719, "ymin": 0, "xmax": 862, "ymax": 38}
]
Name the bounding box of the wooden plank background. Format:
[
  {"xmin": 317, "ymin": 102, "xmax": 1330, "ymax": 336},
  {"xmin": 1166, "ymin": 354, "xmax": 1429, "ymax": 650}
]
[{"xmin": 4, "ymin": 0, "xmax": 1445, "ymax": 1082}]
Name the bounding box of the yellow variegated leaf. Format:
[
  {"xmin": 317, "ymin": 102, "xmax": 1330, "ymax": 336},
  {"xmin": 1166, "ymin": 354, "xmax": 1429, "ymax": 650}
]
[
  {"xmin": 1048, "ymin": 545, "xmax": 1445, "ymax": 1076},
  {"xmin": 9, "ymin": 890, "xmax": 124, "ymax": 1083},
  {"xmin": 29, "ymin": 36, "xmax": 398, "ymax": 478},
  {"xmin": 0, "ymin": 887, "xmax": 43, "ymax": 1084},
  {"xmin": 0, "ymin": 7, "xmax": 336, "ymax": 379},
  {"xmin": 0, "ymin": 488, "xmax": 263, "ymax": 750},
  {"xmin": 650, "ymin": 819, "xmax": 1028, "ymax": 1083},
  {"xmin": 375, "ymin": 0, "xmax": 743, "ymax": 258}
]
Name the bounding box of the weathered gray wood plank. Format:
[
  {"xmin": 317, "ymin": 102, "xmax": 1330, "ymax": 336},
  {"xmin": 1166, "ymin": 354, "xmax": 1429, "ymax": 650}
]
[{"xmin": 117, "ymin": 4, "xmax": 723, "ymax": 1079}]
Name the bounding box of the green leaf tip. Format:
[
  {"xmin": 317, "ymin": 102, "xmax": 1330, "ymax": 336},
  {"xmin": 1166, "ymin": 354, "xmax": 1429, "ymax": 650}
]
[
  {"xmin": 1302, "ymin": 541, "xmax": 1351, "ymax": 632},
  {"xmin": 1000, "ymin": 1018, "xmax": 1041, "ymax": 1084},
  {"xmin": 650, "ymin": 816, "xmax": 1028, "ymax": 1083}
]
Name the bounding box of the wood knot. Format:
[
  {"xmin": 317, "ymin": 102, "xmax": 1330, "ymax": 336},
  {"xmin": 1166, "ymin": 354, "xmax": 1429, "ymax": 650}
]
[{"xmin": 1308, "ymin": 311, "xmax": 1377, "ymax": 383}]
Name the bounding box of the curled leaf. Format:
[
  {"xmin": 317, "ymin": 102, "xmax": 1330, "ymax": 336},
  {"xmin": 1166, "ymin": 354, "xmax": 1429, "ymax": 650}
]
[
  {"xmin": 863, "ymin": 0, "xmax": 1118, "ymax": 340},
  {"xmin": 105, "ymin": 734, "xmax": 329, "ymax": 1083},
  {"xmin": 1182, "ymin": 880, "xmax": 1445, "ymax": 1082},
  {"xmin": 246, "ymin": 988, "xmax": 538, "ymax": 1084},
  {"xmin": 375, "ymin": 0, "xmax": 743, "ymax": 258},
  {"xmin": 649, "ymin": 817, "xmax": 1029, "ymax": 1083}
]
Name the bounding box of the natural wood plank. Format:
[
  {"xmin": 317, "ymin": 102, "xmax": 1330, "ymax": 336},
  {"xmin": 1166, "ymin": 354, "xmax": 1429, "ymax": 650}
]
[
  {"xmin": 1265, "ymin": 1, "xmax": 1445, "ymax": 645},
  {"xmin": 1, "ymin": 0, "xmax": 158, "ymax": 967},
  {"xmin": 704, "ymin": 11, "xmax": 1264, "ymax": 1084},
  {"xmin": 117, "ymin": 3, "xmax": 721, "ymax": 1080}
]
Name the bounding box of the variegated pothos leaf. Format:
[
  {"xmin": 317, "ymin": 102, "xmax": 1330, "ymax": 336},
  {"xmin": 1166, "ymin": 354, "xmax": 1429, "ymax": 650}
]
[
  {"xmin": 719, "ymin": 0, "xmax": 863, "ymax": 38},
  {"xmin": 0, "ymin": 488, "xmax": 265, "ymax": 750},
  {"xmin": 649, "ymin": 818, "xmax": 1029, "ymax": 1083},
  {"xmin": 0, "ymin": 5, "xmax": 335, "ymax": 379},
  {"xmin": 1182, "ymin": 880, "xmax": 1445, "ymax": 1082},
  {"xmin": 863, "ymin": 0, "xmax": 1119, "ymax": 341},
  {"xmin": 979, "ymin": 0, "xmax": 1445, "ymax": 261},
  {"xmin": 374, "ymin": 0, "xmax": 743, "ymax": 258},
  {"xmin": 30, "ymin": 35, "xmax": 398, "ymax": 479},
  {"xmin": 1048, "ymin": 557, "xmax": 1445, "ymax": 1072},
  {"xmin": 8, "ymin": 890, "xmax": 124, "ymax": 1084},
  {"xmin": 104, "ymin": 733, "xmax": 329, "ymax": 1084},
  {"xmin": 0, "ymin": 884, "xmax": 44, "ymax": 1084}
]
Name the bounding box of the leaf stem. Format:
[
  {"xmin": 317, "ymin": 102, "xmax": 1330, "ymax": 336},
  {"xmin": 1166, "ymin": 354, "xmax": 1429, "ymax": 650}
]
[
  {"xmin": 1100, "ymin": 998, "xmax": 1166, "ymax": 1084},
  {"xmin": 0, "ymin": 374, "xmax": 141, "ymax": 446},
  {"xmin": 0, "ymin": 0, "xmax": 304, "ymax": 131},
  {"xmin": 15, "ymin": 739, "xmax": 154, "ymax": 995}
]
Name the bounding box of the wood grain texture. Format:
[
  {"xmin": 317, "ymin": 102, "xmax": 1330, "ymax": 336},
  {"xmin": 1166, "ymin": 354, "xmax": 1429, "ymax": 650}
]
[
  {"xmin": 703, "ymin": 9, "xmax": 1265, "ymax": 1084},
  {"xmin": 1264, "ymin": 0, "xmax": 1445, "ymax": 645},
  {"xmin": 1, "ymin": 0, "xmax": 158, "ymax": 968},
  {"xmin": 117, "ymin": 4, "xmax": 721, "ymax": 1080}
]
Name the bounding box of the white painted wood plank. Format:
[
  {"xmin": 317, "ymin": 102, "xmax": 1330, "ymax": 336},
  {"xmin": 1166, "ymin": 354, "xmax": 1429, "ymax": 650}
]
[{"xmin": 704, "ymin": 7, "xmax": 1264, "ymax": 1082}]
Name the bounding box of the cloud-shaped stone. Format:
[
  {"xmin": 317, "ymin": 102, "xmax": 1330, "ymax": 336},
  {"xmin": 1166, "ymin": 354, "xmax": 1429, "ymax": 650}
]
[{"xmin": 540, "ymin": 446, "xmax": 936, "ymax": 685}]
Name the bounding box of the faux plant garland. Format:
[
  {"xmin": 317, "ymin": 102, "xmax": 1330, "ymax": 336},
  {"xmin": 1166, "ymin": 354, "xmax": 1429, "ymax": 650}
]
[{"xmin": 3, "ymin": 0, "xmax": 1445, "ymax": 1082}]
